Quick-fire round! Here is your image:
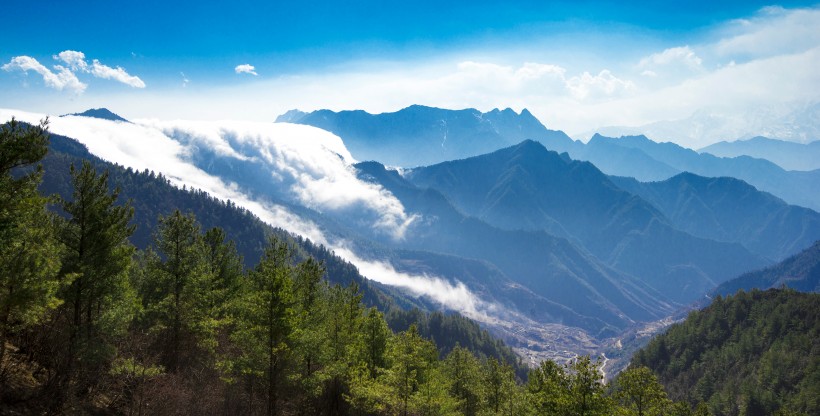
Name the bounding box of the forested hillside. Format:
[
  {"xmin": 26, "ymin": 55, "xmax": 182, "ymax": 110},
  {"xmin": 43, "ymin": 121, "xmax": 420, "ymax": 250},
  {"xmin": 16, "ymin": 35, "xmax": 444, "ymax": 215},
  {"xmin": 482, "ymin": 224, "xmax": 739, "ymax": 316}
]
[
  {"xmin": 632, "ymin": 289, "xmax": 819, "ymax": 416},
  {"xmin": 1, "ymin": 118, "xmax": 711, "ymax": 415},
  {"xmin": 0, "ymin": 120, "xmax": 538, "ymax": 414}
]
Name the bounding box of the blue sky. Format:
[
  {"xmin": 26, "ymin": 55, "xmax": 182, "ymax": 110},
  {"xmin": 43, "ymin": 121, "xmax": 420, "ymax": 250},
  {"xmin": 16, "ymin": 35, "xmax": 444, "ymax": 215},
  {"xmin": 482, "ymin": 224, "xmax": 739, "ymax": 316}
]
[{"xmin": 2, "ymin": 1, "xmax": 819, "ymax": 144}]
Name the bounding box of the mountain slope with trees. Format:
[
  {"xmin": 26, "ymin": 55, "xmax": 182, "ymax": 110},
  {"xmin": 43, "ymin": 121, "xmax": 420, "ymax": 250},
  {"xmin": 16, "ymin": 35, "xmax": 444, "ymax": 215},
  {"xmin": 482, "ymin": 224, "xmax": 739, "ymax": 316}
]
[
  {"xmin": 631, "ymin": 289, "xmax": 819, "ymax": 416},
  {"xmin": 2, "ymin": 119, "xmax": 710, "ymax": 416}
]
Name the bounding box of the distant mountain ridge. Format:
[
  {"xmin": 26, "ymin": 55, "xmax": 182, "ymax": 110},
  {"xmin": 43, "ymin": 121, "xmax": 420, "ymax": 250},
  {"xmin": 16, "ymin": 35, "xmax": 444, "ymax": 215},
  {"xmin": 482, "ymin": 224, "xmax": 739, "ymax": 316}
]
[
  {"xmin": 544, "ymin": 133, "xmax": 820, "ymax": 211},
  {"xmin": 281, "ymin": 105, "xmax": 820, "ymax": 211},
  {"xmin": 584, "ymin": 101, "xmax": 820, "ymax": 149},
  {"xmin": 611, "ymin": 173, "xmax": 820, "ymax": 261},
  {"xmin": 276, "ymin": 105, "xmax": 574, "ymax": 167},
  {"xmin": 699, "ymin": 136, "xmax": 820, "ymax": 171}
]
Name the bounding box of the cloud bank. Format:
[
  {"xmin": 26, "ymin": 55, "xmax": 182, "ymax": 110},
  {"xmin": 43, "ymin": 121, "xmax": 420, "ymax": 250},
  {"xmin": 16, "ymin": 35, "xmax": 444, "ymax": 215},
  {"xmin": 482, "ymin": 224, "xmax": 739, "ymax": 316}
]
[
  {"xmin": 0, "ymin": 108, "xmax": 491, "ymax": 321},
  {"xmin": 140, "ymin": 119, "xmax": 417, "ymax": 239}
]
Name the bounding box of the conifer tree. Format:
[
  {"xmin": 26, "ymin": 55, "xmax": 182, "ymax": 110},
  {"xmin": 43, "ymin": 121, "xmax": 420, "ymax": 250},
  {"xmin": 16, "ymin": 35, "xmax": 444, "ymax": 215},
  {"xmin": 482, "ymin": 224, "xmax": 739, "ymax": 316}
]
[
  {"xmin": 0, "ymin": 119, "xmax": 60, "ymax": 382},
  {"xmin": 232, "ymin": 236, "xmax": 295, "ymax": 416},
  {"xmin": 143, "ymin": 210, "xmax": 212, "ymax": 373},
  {"xmin": 56, "ymin": 160, "xmax": 137, "ymax": 395}
]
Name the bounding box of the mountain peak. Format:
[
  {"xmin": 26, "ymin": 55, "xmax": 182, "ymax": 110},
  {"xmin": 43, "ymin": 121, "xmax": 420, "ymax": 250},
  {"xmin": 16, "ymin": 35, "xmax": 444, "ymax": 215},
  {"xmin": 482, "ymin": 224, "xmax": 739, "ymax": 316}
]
[
  {"xmin": 514, "ymin": 138, "xmax": 548, "ymax": 151},
  {"xmin": 275, "ymin": 109, "xmax": 308, "ymax": 123},
  {"xmin": 65, "ymin": 108, "xmax": 129, "ymax": 123}
]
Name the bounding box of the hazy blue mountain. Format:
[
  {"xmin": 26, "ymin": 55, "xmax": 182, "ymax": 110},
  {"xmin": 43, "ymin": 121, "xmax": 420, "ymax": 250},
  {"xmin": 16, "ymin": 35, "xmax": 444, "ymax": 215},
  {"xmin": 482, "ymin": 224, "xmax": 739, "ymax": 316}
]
[
  {"xmin": 37, "ymin": 128, "xmax": 536, "ymax": 367},
  {"xmin": 611, "ymin": 173, "xmax": 820, "ymax": 261},
  {"xmin": 355, "ymin": 160, "xmax": 676, "ymax": 336},
  {"xmin": 276, "ymin": 105, "xmax": 574, "ymax": 167},
  {"xmin": 569, "ymin": 134, "xmax": 820, "ymax": 211},
  {"xmin": 699, "ymin": 136, "xmax": 820, "ymax": 171},
  {"xmin": 713, "ymin": 241, "xmax": 820, "ymax": 297},
  {"xmin": 584, "ymin": 101, "xmax": 820, "ymax": 150},
  {"xmin": 552, "ymin": 135, "xmax": 679, "ymax": 181},
  {"xmin": 405, "ymin": 140, "xmax": 768, "ymax": 304},
  {"xmin": 64, "ymin": 107, "xmax": 130, "ymax": 123}
]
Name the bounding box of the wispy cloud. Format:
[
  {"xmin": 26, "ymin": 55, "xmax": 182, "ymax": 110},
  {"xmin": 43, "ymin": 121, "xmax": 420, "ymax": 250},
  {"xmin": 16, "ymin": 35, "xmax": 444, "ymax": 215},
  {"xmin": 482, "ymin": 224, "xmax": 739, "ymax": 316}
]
[
  {"xmin": 639, "ymin": 46, "xmax": 702, "ymax": 69},
  {"xmin": 180, "ymin": 72, "xmax": 190, "ymax": 87},
  {"xmin": 89, "ymin": 60, "xmax": 146, "ymax": 88},
  {"xmin": 2, "ymin": 56, "xmax": 87, "ymax": 94},
  {"xmin": 235, "ymin": 64, "xmax": 258, "ymax": 76}
]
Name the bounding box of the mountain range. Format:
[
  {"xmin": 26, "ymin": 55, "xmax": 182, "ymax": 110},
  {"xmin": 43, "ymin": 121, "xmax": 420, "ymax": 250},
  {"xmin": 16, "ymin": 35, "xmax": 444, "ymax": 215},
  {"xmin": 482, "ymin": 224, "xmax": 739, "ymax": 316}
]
[
  {"xmin": 282, "ymin": 105, "xmax": 820, "ymax": 211},
  {"xmin": 276, "ymin": 105, "xmax": 573, "ymax": 167},
  {"xmin": 611, "ymin": 173, "xmax": 820, "ymax": 261},
  {"xmin": 699, "ymin": 136, "xmax": 820, "ymax": 171},
  {"xmin": 547, "ymin": 133, "xmax": 820, "ymax": 212},
  {"xmin": 5, "ymin": 106, "xmax": 819, "ymax": 363},
  {"xmin": 585, "ymin": 101, "xmax": 820, "ymax": 149},
  {"xmin": 403, "ymin": 141, "xmax": 767, "ymax": 303}
]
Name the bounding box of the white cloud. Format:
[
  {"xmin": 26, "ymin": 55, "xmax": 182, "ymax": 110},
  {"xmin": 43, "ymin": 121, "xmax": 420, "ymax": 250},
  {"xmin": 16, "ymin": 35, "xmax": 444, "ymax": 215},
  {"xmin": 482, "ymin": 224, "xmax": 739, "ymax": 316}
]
[
  {"xmin": 713, "ymin": 6, "xmax": 820, "ymax": 60},
  {"xmin": 2, "ymin": 56, "xmax": 87, "ymax": 93},
  {"xmin": 54, "ymin": 50, "xmax": 88, "ymax": 71},
  {"xmin": 180, "ymin": 72, "xmax": 189, "ymax": 87},
  {"xmin": 7, "ymin": 7, "xmax": 817, "ymax": 145},
  {"xmin": 89, "ymin": 59, "xmax": 146, "ymax": 88},
  {"xmin": 235, "ymin": 64, "xmax": 258, "ymax": 76},
  {"xmin": 3, "ymin": 50, "xmax": 145, "ymax": 91},
  {"xmin": 638, "ymin": 46, "xmax": 703, "ymax": 71},
  {"xmin": 565, "ymin": 69, "xmax": 635, "ymax": 100}
]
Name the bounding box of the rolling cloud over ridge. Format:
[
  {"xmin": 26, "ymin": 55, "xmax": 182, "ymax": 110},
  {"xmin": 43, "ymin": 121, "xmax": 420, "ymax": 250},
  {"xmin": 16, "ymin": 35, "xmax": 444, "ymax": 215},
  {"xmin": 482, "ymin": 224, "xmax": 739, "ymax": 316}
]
[{"xmin": 0, "ymin": 109, "xmax": 494, "ymax": 321}]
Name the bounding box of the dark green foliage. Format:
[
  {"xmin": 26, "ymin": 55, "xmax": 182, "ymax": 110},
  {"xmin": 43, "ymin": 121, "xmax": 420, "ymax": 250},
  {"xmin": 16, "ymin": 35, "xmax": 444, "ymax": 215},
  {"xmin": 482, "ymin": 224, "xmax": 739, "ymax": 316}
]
[
  {"xmin": 385, "ymin": 308, "xmax": 528, "ymax": 378},
  {"xmin": 141, "ymin": 210, "xmax": 214, "ymax": 373},
  {"xmin": 632, "ymin": 289, "xmax": 819, "ymax": 416},
  {"xmin": 0, "ymin": 119, "xmax": 61, "ymax": 386},
  {"xmin": 53, "ymin": 160, "xmax": 137, "ymax": 403}
]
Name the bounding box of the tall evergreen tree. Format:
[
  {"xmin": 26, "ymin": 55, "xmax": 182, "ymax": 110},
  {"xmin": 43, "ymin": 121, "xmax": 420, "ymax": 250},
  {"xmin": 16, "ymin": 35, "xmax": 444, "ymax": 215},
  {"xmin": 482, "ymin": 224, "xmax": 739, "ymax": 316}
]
[
  {"xmin": 232, "ymin": 236, "xmax": 295, "ymax": 416},
  {"xmin": 56, "ymin": 160, "xmax": 137, "ymax": 398},
  {"xmin": 142, "ymin": 210, "xmax": 212, "ymax": 373}
]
